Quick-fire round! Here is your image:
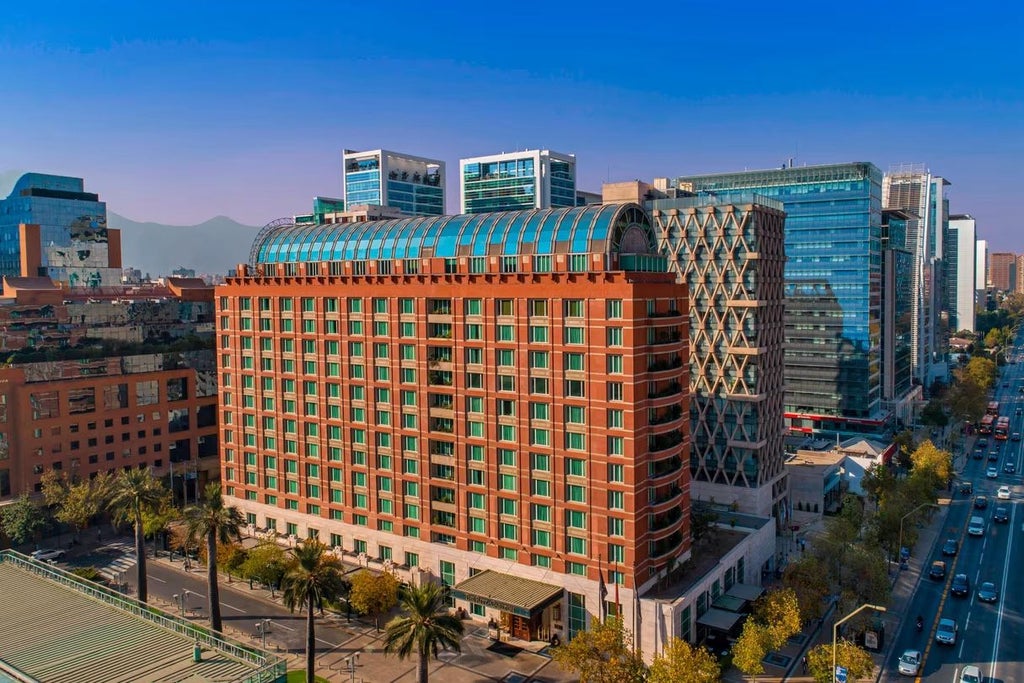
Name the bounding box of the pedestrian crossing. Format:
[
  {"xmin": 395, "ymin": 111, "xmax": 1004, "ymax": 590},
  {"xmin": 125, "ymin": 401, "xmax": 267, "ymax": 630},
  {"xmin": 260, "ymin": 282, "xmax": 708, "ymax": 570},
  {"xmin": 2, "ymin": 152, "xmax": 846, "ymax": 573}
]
[{"xmin": 94, "ymin": 541, "xmax": 137, "ymax": 583}]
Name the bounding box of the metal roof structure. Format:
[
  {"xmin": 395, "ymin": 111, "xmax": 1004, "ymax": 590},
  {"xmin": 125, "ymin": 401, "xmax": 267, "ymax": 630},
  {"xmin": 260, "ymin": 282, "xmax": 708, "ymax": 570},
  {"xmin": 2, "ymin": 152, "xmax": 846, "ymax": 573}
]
[
  {"xmin": 249, "ymin": 203, "xmax": 654, "ymax": 266},
  {"xmin": 0, "ymin": 552, "xmax": 283, "ymax": 682},
  {"xmin": 450, "ymin": 569, "xmax": 563, "ymax": 618}
]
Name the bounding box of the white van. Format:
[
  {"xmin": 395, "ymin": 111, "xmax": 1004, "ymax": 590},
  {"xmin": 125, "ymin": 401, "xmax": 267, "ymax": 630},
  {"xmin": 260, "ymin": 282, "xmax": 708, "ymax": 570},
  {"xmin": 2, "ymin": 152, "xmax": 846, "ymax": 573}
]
[{"xmin": 968, "ymin": 516, "xmax": 985, "ymax": 537}]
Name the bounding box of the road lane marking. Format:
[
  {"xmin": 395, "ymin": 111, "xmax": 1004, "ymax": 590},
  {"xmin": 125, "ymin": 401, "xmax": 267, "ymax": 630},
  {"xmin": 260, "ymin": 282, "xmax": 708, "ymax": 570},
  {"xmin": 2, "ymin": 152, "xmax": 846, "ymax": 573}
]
[
  {"xmin": 990, "ymin": 503, "xmax": 1016, "ymax": 681},
  {"xmin": 150, "ymin": 576, "xmax": 167, "ymax": 583},
  {"xmin": 222, "ymin": 602, "xmax": 245, "ymax": 613},
  {"xmin": 271, "ymin": 620, "xmax": 295, "ymax": 632}
]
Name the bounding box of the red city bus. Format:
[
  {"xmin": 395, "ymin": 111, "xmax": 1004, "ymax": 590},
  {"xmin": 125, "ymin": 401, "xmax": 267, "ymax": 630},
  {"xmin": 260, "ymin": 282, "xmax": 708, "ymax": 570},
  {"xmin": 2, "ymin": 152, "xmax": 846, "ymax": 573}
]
[
  {"xmin": 995, "ymin": 416, "xmax": 1010, "ymax": 440},
  {"xmin": 987, "ymin": 401, "xmax": 1000, "ymax": 416},
  {"xmin": 979, "ymin": 414, "xmax": 995, "ymax": 435}
]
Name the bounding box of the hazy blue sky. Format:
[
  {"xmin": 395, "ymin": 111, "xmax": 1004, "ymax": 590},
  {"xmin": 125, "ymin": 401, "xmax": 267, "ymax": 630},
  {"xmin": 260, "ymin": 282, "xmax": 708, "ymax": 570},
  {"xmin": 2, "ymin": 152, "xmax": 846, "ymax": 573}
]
[{"xmin": 2, "ymin": 1, "xmax": 1022, "ymax": 250}]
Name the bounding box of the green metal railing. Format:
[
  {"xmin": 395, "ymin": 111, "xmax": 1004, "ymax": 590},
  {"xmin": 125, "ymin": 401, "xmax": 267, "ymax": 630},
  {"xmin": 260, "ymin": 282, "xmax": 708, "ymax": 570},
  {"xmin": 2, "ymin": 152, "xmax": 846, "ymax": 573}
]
[{"xmin": 0, "ymin": 550, "xmax": 286, "ymax": 683}]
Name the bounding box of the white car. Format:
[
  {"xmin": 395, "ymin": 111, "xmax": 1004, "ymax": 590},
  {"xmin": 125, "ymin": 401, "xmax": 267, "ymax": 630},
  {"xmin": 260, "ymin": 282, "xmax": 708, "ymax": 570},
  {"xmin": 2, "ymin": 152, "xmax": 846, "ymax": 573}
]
[
  {"xmin": 959, "ymin": 665, "xmax": 982, "ymax": 683},
  {"xmin": 30, "ymin": 548, "xmax": 66, "ymax": 562},
  {"xmin": 997, "ymin": 486, "xmax": 1011, "ymax": 500},
  {"xmin": 986, "ymin": 466, "xmax": 999, "ymax": 479},
  {"xmin": 898, "ymin": 649, "xmax": 922, "ymax": 676}
]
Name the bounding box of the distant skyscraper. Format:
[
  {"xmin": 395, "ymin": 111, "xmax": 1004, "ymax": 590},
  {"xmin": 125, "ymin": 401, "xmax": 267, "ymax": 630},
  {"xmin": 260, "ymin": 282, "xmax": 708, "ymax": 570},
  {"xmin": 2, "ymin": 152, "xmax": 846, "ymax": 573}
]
[
  {"xmin": 882, "ymin": 166, "xmax": 950, "ymax": 388},
  {"xmin": 0, "ymin": 173, "xmax": 119, "ymax": 284},
  {"xmin": 460, "ymin": 150, "xmax": 576, "ymax": 213},
  {"xmin": 990, "ymin": 252, "xmax": 1016, "ymax": 292},
  {"xmin": 947, "ymin": 215, "xmax": 977, "ymax": 333},
  {"xmin": 975, "ymin": 239, "xmax": 988, "ymax": 301},
  {"xmin": 1017, "ymin": 255, "xmax": 1024, "ymax": 295},
  {"xmin": 643, "ymin": 190, "xmax": 788, "ymax": 519},
  {"xmin": 342, "ymin": 149, "xmax": 445, "ymax": 217},
  {"xmin": 881, "ymin": 209, "xmax": 915, "ymax": 425},
  {"xmin": 675, "ymin": 163, "xmax": 887, "ymax": 438}
]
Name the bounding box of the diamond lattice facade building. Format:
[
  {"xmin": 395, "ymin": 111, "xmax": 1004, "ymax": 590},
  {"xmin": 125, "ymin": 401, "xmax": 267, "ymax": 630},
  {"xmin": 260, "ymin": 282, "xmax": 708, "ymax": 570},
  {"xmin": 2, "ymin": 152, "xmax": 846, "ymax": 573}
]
[{"xmin": 647, "ymin": 195, "xmax": 788, "ymax": 518}]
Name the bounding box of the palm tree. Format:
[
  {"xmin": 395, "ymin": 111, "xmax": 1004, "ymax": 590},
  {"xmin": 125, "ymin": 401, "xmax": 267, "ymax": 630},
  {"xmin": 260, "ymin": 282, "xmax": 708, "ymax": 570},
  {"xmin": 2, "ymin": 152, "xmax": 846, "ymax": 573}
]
[
  {"xmin": 184, "ymin": 483, "xmax": 244, "ymax": 632},
  {"xmin": 383, "ymin": 582, "xmax": 464, "ymax": 683},
  {"xmin": 281, "ymin": 539, "xmax": 349, "ymax": 683},
  {"xmin": 108, "ymin": 467, "xmax": 168, "ymax": 603}
]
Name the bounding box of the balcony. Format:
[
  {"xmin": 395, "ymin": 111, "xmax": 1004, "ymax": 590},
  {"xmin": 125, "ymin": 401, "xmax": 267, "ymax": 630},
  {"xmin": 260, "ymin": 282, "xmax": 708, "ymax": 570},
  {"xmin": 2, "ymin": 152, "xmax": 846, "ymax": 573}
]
[
  {"xmin": 648, "ymin": 382, "xmax": 683, "ymax": 400},
  {"xmin": 428, "ymin": 323, "xmax": 453, "ymax": 339},
  {"xmin": 649, "ymin": 529, "xmax": 685, "ymax": 559},
  {"xmin": 648, "ymin": 331, "xmax": 683, "ymax": 347},
  {"xmin": 649, "ymin": 405, "xmax": 683, "ymax": 426},
  {"xmin": 650, "ymin": 506, "xmax": 683, "ymax": 532},
  {"xmin": 649, "ymin": 431, "xmax": 684, "ymax": 454},
  {"xmin": 650, "ymin": 484, "xmax": 683, "ymax": 508},
  {"xmin": 428, "ymin": 393, "xmax": 454, "ymax": 416},
  {"xmin": 427, "ymin": 347, "xmax": 453, "ymax": 367},
  {"xmin": 649, "ymin": 456, "xmax": 684, "ymax": 481},
  {"xmin": 649, "ymin": 309, "xmax": 683, "ymax": 321},
  {"xmin": 428, "ymin": 371, "xmax": 453, "ymax": 387},
  {"xmin": 647, "ymin": 356, "xmax": 684, "ymax": 373},
  {"xmin": 429, "ymin": 417, "xmax": 455, "ymax": 434}
]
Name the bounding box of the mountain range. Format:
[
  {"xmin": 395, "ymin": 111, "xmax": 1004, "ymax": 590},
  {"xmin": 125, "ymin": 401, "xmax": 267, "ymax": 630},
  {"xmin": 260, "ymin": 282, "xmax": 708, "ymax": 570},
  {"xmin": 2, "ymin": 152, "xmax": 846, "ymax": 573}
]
[{"xmin": 111, "ymin": 213, "xmax": 262, "ymax": 277}]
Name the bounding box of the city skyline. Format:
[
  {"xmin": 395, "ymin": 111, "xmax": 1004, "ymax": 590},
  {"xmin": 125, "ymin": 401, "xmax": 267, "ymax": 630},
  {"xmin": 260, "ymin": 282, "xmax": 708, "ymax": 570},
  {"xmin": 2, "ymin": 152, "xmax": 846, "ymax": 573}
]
[{"xmin": 2, "ymin": 1, "xmax": 1022, "ymax": 253}]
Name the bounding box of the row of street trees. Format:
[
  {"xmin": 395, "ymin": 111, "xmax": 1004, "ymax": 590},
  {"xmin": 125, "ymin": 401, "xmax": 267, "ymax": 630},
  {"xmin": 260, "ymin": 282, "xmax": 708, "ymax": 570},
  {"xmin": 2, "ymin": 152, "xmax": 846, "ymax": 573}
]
[{"xmin": 1, "ymin": 468, "xmax": 465, "ymax": 683}]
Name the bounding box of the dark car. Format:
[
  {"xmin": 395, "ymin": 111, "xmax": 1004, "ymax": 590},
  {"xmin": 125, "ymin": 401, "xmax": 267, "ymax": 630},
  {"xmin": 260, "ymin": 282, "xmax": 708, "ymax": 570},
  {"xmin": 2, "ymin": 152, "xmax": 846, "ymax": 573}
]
[
  {"xmin": 1005, "ymin": 461, "xmax": 1017, "ymax": 474},
  {"xmin": 974, "ymin": 495, "xmax": 987, "ymax": 509},
  {"xmin": 942, "ymin": 538, "xmax": 959, "ymax": 557},
  {"xmin": 1013, "ymin": 432, "xmax": 1021, "ymax": 442},
  {"xmin": 978, "ymin": 438, "xmax": 989, "ymax": 448},
  {"xmin": 951, "ymin": 573, "xmax": 970, "ymax": 597},
  {"xmin": 930, "ymin": 560, "xmax": 947, "ymax": 580},
  {"xmin": 989, "ymin": 450, "xmax": 1000, "ymax": 461},
  {"xmin": 993, "ymin": 506, "xmax": 1010, "ymax": 523},
  {"xmin": 977, "ymin": 581, "xmax": 999, "ymax": 603}
]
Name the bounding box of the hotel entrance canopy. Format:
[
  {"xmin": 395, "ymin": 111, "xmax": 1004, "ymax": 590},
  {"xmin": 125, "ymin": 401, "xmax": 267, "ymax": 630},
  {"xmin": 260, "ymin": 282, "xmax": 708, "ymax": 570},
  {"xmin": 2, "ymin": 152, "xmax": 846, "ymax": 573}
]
[{"xmin": 451, "ymin": 570, "xmax": 563, "ymax": 618}]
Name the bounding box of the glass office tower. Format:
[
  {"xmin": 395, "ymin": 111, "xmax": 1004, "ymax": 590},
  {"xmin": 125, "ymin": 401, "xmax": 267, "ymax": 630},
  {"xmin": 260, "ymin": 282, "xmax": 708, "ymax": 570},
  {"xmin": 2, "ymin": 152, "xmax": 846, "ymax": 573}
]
[
  {"xmin": 0, "ymin": 173, "xmax": 113, "ymax": 283},
  {"xmin": 676, "ymin": 163, "xmax": 885, "ymax": 437},
  {"xmin": 342, "ymin": 150, "xmax": 445, "ymax": 217},
  {"xmin": 460, "ymin": 150, "xmax": 576, "ymax": 214}
]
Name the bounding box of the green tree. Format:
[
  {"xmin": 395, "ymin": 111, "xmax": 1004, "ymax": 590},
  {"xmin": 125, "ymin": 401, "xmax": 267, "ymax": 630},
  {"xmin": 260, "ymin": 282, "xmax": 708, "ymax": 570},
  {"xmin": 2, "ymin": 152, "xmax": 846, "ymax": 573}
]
[
  {"xmin": 349, "ymin": 569, "xmax": 400, "ymax": 631},
  {"xmin": 280, "ymin": 539, "xmax": 349, "ymax": 683},
  {"xmin": 782, "ymin": 556, "xmax": 830, "ymax": 621},
  {"xmin": 0, "ymin": 495, "xmax": 50, "ymax": 545},
  {"xmin": 648, "ymin": 637, "xmax": 721, "ymax": 683},
  {"xmin": 239, "ymin": 540, "xmax": 289, "ymax": 594},
  {"xmin": 551, "ymin": 616, "xmax": 646, "ymax": 683},
  {"xmin": 383, "ymin": 582, "xmax": 465, "ymax": 683},
  {"xmin": 806, "ymin": 640, "xmax": 874, "ymax": 683},
  {"xmin": 836, "ymin": 545, "xmax": 890, "ymax": 618},
  {"xmin": 108, "ymin": 468, "xmax": 168, "ymax": 603},
  {"xmin": 751, "ymin": 588, "xmax": 802, "ymax": 648},
  {"xmin": 732, "ymin": 620, "xmax": 771, "ymax": 681},
  {"xmin": 944, "ymin": 372, "xmax": 986, "ymax": 426},
  {"xmin": 142, "ymin": 502, "xmax": 178, "ymax": 557},
  {"xmin": 919, "ymin": 399, "xmax": 949, "ymax": 427},
  {"xmin": 184, "ymin": 483, "xmax": 244, "ymax": 632}
]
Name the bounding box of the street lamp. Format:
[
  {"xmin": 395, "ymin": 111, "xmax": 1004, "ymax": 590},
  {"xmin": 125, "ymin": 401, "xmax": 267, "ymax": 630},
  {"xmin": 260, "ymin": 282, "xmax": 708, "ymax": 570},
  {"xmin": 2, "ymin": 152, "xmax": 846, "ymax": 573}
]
[
  {"xmin": 897, "ymin": 503, "xmax": 940, "ymax": 566},
  {"xmin": 255, "ymin": 619, "xmax": 271, "ymax": 649},
  {"xmin": 173, "ymin": 589, "xmax": 190, "ymax": 617},
  {"xmin": 833, "ymin": 604, "xmax": 886, "ymax": 683},
  {"xmin": 344, "ymin": 653, "xmax": 359, "ymax": 683}
]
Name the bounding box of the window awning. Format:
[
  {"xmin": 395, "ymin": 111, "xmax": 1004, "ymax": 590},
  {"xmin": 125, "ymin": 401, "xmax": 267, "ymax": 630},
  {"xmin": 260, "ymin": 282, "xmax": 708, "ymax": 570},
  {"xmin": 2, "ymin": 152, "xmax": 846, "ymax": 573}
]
[
  {"xmin": 450, "ymin": 570, "xmax": 563, "ymax": 618},
  {"xmin": 697, "ymin": 608, "xmax": 744, "ymax": 633},
  {"xmin": 711, "ymin": 594, "xmax": 747, "ymax": 613},
  {"xmin": 726, "ymin": 583, "xmax": 765, "ymax": 602}
]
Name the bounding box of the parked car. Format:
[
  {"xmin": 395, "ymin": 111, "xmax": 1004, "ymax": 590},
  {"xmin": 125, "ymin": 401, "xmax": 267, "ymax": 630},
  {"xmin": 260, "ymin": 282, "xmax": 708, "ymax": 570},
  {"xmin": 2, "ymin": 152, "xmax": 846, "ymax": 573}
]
[
  {"xmin": 30, "ymin": 548, "xmax": 65, "ymax": 562},
  {"xmin": 898, "ymin": 650, "xmax": 922, "ymax": 676},
  {"xmin": 935, "ymin": 618, "xmax": 958, "ymax": 645},
  {"xmin": 977, "ymin": 582, "xmax": 999, "ymax": 603},
  {"xmin": 951, "ymin": 573, "xmax": 970, "ymax": 597},
  {"xmin": 993, "ymin": 506, "xmax": 1009, "ymax": 523},
  {"xmin": 929, "ymin": 560, "xmax": 947, "ymax": 580},
  {"xmin": 942, "ymin": 538, "xmax": 959, "ymax": 556},
  {"xmin": 959, "ymin": 665, "xmax": 982, "ymax": 683},
  {"xmin": 973, "ymin": 495, "xmax": 987, "ymax": 509},
  {"xmin": 997, "ymin": 485, "xmax": 1011, "ymax": 499},
  {"xmin": 987, "ymin": 466, "xmax": 999, "ymax": 479}
]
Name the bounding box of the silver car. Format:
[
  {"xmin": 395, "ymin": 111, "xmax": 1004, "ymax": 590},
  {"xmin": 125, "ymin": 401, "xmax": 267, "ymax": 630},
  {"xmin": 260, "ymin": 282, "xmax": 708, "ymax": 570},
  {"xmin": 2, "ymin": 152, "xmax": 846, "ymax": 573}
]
[
  {"xmin": 898, "ymin": 650, "xmax": 922, "ymax": 676},
  {"xmin": 935, "ymin": 617, "xmax": 957, "ymax": 645},
  {"xmin": 30, "ymin": 548, "xmax": 66, "ymax": 562}
]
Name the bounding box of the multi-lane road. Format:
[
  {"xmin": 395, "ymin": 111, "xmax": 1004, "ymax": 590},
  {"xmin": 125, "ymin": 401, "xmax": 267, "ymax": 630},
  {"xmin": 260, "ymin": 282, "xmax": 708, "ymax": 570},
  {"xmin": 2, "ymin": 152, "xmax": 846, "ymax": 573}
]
[{"xmin": 883, "ymin": 340, "xmax": 1024, "ymax": 683}]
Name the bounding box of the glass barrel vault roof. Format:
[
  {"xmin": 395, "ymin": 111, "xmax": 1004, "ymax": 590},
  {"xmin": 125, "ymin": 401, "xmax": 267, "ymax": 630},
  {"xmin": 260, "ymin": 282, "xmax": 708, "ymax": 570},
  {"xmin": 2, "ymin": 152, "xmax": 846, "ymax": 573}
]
[{"xmin": 250, "ymin": 203, "xmax": 653, "ymax": 265}]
